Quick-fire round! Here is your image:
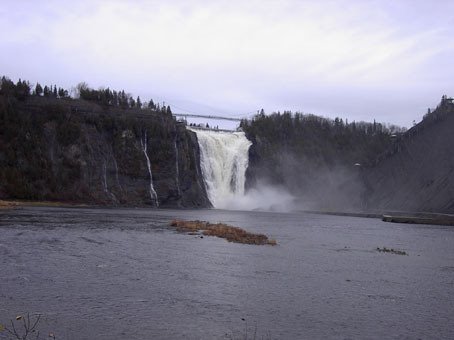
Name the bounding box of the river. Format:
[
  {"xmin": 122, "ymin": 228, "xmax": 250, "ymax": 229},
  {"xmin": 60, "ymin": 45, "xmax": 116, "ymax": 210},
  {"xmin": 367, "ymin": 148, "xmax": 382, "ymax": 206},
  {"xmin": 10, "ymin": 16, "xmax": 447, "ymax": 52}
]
[{"xmin": 1, "ymin": 206, "xmax": 453, "ymax": 339}]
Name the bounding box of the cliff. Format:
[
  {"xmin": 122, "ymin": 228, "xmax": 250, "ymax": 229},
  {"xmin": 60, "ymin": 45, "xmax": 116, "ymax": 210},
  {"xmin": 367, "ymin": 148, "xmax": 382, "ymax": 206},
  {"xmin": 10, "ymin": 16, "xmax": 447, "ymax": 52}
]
[
  {"xmin": 365, "ymin": 97, "xmax": 454, "ymax": 213},
  {"xmin": 0, "ymin": 95, "xmax": 211, "ymax": 208},
  {"xmin": 242, "ymin": 99, "xmax": 454, "ymax": 214},
  {"xmin": 241, "ymin": 112, "xmax": 400, "ymax": 211}
]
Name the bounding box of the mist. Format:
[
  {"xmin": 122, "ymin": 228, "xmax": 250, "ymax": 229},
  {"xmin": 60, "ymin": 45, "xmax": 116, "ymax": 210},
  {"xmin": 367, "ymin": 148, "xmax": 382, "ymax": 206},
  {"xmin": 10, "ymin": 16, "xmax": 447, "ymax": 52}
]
[
  {"xmin": 217, "ymin": 182, "xmax": 296, "ymax": 212},
  {"xmin": 244, "ymin": 150, "xmax": 367, "ymax": 213}
]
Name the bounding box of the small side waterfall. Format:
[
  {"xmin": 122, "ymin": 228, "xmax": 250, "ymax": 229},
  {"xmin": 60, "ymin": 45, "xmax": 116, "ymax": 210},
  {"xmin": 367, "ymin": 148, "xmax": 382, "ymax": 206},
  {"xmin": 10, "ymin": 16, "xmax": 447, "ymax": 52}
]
[
  {"xmin": 174, "ymin": 139, "xmax": 181, "ymax": 198},
  {"xmin": 140, "ymin": 131, "xmax": 159, "ymax": 207},
  {"xmin": 189, "ymin": 128, "xmax": 252, "ymax": 208},
  {"xmin": 102, "ymin": 159, "xmax": 118, "ymax": 203}
]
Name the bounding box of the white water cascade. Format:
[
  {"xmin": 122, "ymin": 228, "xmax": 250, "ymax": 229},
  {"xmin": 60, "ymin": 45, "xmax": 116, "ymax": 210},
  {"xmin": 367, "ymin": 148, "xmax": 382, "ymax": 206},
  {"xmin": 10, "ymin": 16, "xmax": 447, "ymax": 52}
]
[
  {"xmin": 174, "ymin": 139, "xmax": 181, "ymax": 198},
  {"xmin": 140, "ymin": 131, "xmax": 159, "ymax": 207},
  {"xmin": 189, "ymin": 128, "xmax": 252, "ymax": 209}
]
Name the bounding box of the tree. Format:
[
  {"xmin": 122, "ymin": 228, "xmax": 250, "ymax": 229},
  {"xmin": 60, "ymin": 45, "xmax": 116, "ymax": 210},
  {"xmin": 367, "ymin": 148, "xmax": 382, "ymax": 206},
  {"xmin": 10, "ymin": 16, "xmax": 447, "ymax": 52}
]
[
  {"xmin": 43, "ymin": 85, "xmax": 50, "ymax": 97},
  {"xmin": 58, "ymin": 87, "xmax": 68, "ymax": 98},
  {"xmin": 148, "ymin": 99, "xmax": 156, "ymax": 110},
  {"xmin": 0, "ymin": 76, "xmax": 15, "ymax": 96},
  {"xmin": 136, "ymin": 96, "xmax": 142, "ymax": 109},
  {"xmin": 76, "ymin": 82, "xmax": 90, "ymax": 99},
  {"xmin": 15, "ymin": 79, "xmax": 31, "ymax": 100},
  {"xmin": 112, "ymin": 90, "xmax": 118, "ymax": 106},
  {"xmin": 128, "ymin": 96, "xmax": 136, "ymax": 108},
  {"xmin": 35, "ymin": 83, "xmax": 43, "ymax": 96}
]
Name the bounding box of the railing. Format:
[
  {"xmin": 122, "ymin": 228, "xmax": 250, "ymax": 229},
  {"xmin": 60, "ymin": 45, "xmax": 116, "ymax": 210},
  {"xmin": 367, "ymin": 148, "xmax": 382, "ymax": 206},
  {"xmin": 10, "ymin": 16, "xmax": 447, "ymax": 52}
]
[
  {"xmin": 172, "ymin": 113, "xmax": 243, "ymax": 122},
  {"xmin": 186, "ymin": 125, "xmax": 237, "ymax": 133}
]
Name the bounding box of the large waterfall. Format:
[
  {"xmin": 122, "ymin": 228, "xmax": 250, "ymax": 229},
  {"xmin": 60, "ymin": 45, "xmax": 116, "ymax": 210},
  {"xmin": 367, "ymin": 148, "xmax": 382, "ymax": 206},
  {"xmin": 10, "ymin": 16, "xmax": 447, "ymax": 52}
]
[{"xmin": 189, "ymin": 128, "xmax": 252, "ymax": 209}]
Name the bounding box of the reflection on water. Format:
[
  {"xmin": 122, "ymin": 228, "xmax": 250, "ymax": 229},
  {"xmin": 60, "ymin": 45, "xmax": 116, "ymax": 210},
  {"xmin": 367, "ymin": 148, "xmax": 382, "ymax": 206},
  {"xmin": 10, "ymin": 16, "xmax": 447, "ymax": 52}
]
[{"xmin": 1, "ymin": 207, "xmax": 454, "ymax": 339}]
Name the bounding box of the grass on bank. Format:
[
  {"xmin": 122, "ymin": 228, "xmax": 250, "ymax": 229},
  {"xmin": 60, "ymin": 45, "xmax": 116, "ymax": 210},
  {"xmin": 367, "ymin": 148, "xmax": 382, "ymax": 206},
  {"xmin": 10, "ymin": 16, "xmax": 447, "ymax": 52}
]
[
  {"xmin": 0, "ymin": 200, "xmax": 19, "ymax": 209},
  {"xmin": 0, "ymin": 199, "xmax": 88, "ymax": 209},
  {"xmin": 170, "ymin": 219, "xmax": 277, "ymax": 246}
]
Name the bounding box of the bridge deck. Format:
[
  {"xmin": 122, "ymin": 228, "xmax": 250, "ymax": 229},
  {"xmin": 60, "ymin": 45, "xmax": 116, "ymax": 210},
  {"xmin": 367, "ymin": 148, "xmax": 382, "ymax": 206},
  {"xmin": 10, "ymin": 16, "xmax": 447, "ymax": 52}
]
[
  {"xmin": 172, "ymin": 113, "xmax": 242, "ymax": 122},
  {"xmin": 186, "ymin": 125, "xmax": 238, "ymax": 133}
]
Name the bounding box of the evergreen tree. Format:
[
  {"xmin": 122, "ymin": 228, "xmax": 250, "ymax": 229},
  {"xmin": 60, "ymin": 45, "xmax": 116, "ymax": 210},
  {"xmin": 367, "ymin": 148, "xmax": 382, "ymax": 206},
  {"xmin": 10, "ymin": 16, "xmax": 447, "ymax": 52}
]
[
  {"xmin": 148, "ymin": 99, "xmax": 156, "ymax": 110},
  {"xmin": 58, "ymin": 87, "xmax": 68, "ymax": 98},
  {"xmin": 119, "ymin": 90, "xmax": 128, "ymax": 108},
  {"xmin": 128, "ymin": 96, "xmax": 136, "ymax": 108},
  {"xmin": 43, "ymin": 85, "xmax": 50, "ymax": 97},
  {"xmin": 0, "ymin": 76, "xmax": 15, "ymax": 96},
  {"xmin": 15, "ymin": 79, "xmax": 31, "ymax": 100},
  {"xmin": 35, "ymin": 83, "xmax": 43, "ymax": 96},
  {"xmin": 136, "ymin": 96, "xmax": 142, "ymax": 109},
  {"xmin": 112, "ymin": 90, "xmax": 118, "ymax": 107}
]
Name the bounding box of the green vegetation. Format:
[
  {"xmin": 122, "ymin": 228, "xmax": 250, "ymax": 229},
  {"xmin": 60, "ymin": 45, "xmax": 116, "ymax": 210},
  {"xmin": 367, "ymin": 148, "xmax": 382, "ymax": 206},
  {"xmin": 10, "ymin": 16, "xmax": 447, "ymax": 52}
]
[
  {"xmin": 241, "ymin": 110, "xmax": 406, "ymax": 169},
  {"xmin": 0, "ymin": 75, "xmax": 172, "ymax": 114}
]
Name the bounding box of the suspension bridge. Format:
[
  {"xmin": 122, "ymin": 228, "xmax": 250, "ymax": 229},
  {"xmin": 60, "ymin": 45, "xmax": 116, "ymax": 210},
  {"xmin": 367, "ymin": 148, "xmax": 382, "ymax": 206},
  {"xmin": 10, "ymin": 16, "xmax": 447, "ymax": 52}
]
[
  {"xmin": 172, "ymin": 113, "xmax": 244, "ymax": 122},
  {"xmin": 172, "ymin": 112, "xmax": 252, "ymax": 132}
]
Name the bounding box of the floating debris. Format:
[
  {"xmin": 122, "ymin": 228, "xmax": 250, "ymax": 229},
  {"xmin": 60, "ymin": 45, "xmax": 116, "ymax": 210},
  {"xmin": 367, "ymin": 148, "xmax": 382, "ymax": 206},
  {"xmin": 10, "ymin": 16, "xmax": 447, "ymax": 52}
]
[
  {"xmin": 170, "ymin": 219, "xmax": 277, "ymax": 246},
  {"xmin": 376, "ymin": 247, "xmax": 408, "ymax": 255}
]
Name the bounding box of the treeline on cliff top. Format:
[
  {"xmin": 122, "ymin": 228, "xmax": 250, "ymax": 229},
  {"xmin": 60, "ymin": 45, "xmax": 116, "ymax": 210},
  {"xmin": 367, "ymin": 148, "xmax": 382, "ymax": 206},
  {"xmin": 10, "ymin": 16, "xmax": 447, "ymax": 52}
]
[
  {"xmin": 0, "ymin": 75, "xmax": 172, "ymax": 114},
  {"xmin": 1, "ymin": 74, "xmax": 410, "ymax": 170},
  {"xmin": 240, "ymin": 109, "xmax": 407, "ymax": 169}
]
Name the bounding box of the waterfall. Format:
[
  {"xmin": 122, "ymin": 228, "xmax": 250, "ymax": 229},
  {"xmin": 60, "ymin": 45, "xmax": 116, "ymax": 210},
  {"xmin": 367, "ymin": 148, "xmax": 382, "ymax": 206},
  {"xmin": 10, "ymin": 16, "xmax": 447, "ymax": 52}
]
[
  {"xmin": 189, "ymin": 128, "xmax": 252, "ymax": 209},
  {"xmin": 140, "ymin": 131, "xmax": 159, "ymax": 207},
  {"xmin": 102, "ymin": 161, "xmax": 108, "ymax": 193},
  {"xmin": 174, "ymin": 139, "xmax": 181, "ymax": 198},
  {"xmin": 102, "ymin": 159, "xmax": 119, "ymax": 203}
]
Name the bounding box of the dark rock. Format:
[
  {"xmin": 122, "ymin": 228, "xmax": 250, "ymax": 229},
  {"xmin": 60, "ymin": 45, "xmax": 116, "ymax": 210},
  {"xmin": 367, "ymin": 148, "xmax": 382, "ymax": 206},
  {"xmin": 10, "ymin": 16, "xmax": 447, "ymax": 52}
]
[
  {"xmin": 0, "ymin": 95, "xmax": 210, "ymax": 208},
  {"xmin": 366, "ymin": 99, "xmax": 454, "ymax": 213}
]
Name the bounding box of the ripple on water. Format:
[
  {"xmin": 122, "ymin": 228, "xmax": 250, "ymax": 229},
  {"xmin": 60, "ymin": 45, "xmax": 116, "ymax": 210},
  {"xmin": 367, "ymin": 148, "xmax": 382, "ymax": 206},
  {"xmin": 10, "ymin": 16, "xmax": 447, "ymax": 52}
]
[{"xmin": 0, "ymin": 207, "xmax": 454, "ymax": 339}]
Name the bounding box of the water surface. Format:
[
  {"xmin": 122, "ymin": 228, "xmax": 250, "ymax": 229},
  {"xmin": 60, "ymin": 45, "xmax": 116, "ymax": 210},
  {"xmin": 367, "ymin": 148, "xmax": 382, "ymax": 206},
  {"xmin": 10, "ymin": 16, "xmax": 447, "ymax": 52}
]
[{"xmin": 1, "ymin": 207, "xmax": 453, "ymax": 339}]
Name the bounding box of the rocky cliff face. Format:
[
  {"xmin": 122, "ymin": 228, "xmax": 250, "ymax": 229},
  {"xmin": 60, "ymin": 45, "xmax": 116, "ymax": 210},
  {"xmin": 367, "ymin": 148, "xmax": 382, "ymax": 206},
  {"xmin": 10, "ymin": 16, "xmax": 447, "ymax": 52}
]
[
  {"xmin": 0, "ymin": 96, "xmax": 211, "ymax": 207},
  {"xmin": 242, "ymin": 112, "xmax": 397, "ymax": 211},
  {"xmin": 242, "ymin": 101, "xmax": 454, "ymax": 214},
  {"xmin": 365, "ymin": 98, "xmax": 454, "ymax": 213}
]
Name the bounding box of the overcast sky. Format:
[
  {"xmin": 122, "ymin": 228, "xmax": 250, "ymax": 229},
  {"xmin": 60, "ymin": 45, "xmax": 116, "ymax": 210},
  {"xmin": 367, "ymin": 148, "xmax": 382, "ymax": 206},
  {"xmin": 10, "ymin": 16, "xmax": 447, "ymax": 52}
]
[{"xmin": 1, "ymin": 0, "xmax": 454, "ymax": 127}]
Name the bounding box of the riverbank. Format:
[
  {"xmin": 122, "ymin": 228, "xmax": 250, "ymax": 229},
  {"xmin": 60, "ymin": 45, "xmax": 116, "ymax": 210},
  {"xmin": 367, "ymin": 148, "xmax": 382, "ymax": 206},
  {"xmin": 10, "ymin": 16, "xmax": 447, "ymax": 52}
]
[
  {"xmin": 304, "ymin": 210, "xmax": 383, "ymax": 219},
  {"xmin": 382, "ymin": 214, "xmax": 454, "ymax": 226},
  {"xmin": 0, "ymin": 200, "xmax": 19, "ymax": 209},
  {"xmin": 304, "ymin": 209, "xmax": 454, "ymax": 227},
  {"xmin": 0, "ymin": 199, "xmax": 89, "ymax": 209}
]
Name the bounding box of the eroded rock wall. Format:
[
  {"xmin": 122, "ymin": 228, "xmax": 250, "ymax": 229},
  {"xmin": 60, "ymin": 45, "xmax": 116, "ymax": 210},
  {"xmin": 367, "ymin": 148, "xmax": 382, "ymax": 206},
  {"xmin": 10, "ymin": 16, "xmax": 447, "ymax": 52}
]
[{"xmin": 0, "ymin": 96, "xmax": 210, "ymax": 207}]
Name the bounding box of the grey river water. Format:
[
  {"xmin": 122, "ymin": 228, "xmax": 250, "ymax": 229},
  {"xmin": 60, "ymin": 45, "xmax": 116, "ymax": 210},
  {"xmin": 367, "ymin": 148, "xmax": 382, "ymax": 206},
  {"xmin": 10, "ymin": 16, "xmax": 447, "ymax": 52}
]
[{"xmin": 0, "ymin": 206, "xmax": 453, "ymax": 339}]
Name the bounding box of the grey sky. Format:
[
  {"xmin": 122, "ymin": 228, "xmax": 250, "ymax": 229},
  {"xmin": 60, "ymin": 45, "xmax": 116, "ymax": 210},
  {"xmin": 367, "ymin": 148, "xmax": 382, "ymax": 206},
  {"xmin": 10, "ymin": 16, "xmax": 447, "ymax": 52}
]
[{"xmin": 1, "ymin": 0, "xmax": 454, "ymax": 127}]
